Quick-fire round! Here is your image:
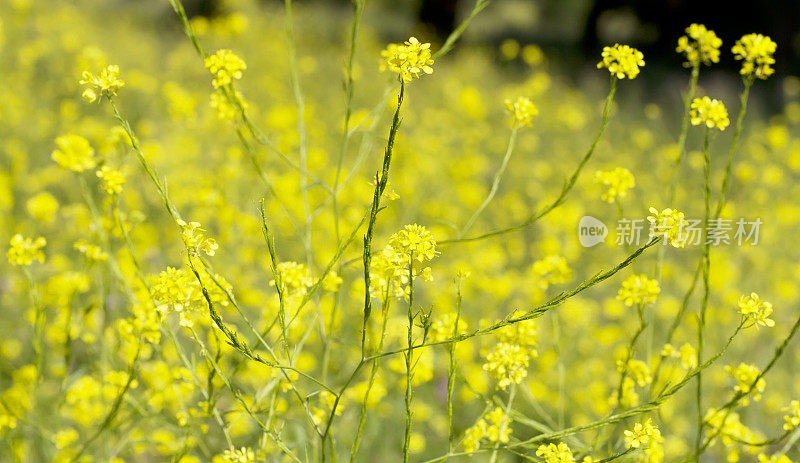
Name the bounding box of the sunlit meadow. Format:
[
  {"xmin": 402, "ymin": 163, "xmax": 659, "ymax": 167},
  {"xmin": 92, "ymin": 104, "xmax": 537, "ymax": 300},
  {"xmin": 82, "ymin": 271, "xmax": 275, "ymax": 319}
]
[{"xmin": 1, "ymin": 0, "xmax": 799, "ymax": 462}]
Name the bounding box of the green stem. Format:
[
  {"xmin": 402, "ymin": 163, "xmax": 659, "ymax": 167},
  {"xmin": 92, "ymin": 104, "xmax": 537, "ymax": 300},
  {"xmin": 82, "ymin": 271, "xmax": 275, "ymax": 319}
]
[{"xmin": 695, "ymin": 128, "xmax": 711, "ymax": 458}]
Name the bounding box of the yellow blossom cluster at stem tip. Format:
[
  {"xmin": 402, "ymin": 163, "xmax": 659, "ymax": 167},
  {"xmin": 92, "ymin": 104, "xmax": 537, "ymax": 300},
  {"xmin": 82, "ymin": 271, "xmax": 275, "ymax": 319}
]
[
  {"xmin": 617, "ymin": 273, "xmax": 660, "ymax": 306},
  {"xmin": 7, "ymin": 234, "xmax": 46, "ymax": 266},
  {"xmin": 757, "ymin": 454, "xmax": 793, "ymax": 463},
  {"xmin": 177, "ymin": 219, "xmax": 219, "ymax": 257},
  {"xmin": 96, "ymin": 165, "xmax": 126, "ymax": 195},
  {"xmin": 51, "ymin": 134, "xmax": 96, "ymax": 173},
  {"xmin": 676, "ymin": 23, "xmax": 722, "ymax": 67},
  {"xmin": 783, "ymin": 400, "xmax": 800, "ymax": 431},
  {"xmin": 205, "ymin": 49, "xmax": 247, "ymax": 88},
  {"xmin": 504, "ymin": 96, "xmax": 538, "ymax": 127},
  {"xmin": 647, "ymin": 207, "xmax": 689, "ymax": 247},
  {"xmin": 690, "ymin": 96, "xmax": 730, "ymax": 131},
  {"xmin": 80, "ymin": 64, "xmax": 125, "ymax": 102},
  {"xmin": 732, "ymin": 33, "xmax": 777, "ymax": 79},
  {"xmin": 535, "ymin": 442, "xmax": 574, "ymax": 463},
  {"xmin": 482, "ymin": 341, "xmax": 531, "ymax": 389},
  {"xmin": 597, "ymin": 43, "xmax": 645, "ymax": 79},
  {"xmin": 726, "ymin": 362, "xmax": 765, "ymax": 405},
  {"xmin": 221, "ymin": 447, "xmax": 257, "ymax": 462},
  {"xmin": 624, "ymin": 419, "xmax": 663, "ymax": 450},
  {"xmin": 736, "ymin": 292, "xmax": 775, "ymax": 328},
  {"xmin": 594, "ymin": 167, "xmax": 635, "ymax": 203},
  {"xmin": 380, "ymin": 37, "xmax": 434, "ymax": 83},
  {"xmin": 462, "ymin": 407, "xmax": 512, "ymax": 453}
]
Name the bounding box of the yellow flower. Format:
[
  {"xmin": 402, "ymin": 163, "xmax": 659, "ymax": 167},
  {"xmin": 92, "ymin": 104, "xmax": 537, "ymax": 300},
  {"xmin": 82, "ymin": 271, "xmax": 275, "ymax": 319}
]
[
  {"xmin": 96, "ymin": 165, "xmax": 126, "ymax": 195},
  {"xmin": 617, "ymin": 274, "xmax": 660, "ymax": 306},
  {"xmin": 736, "ymin": 292, "xmax": 774, "ymax": 329},
  {"xmin": 647, "ymin": 207, "xmax": 688, "ymax": 248},
  {"xmin": 389, "ymin": 224, "xmax": 438, "ymax": 262},
  {"xmin": 597, "ymin": 44, "xmax": 644, "ymax": 79},
  {"xmin": 80, "ymin": 65, "xmax": 125, "ymax": 102},
  {"xmin": 624, "ymin": 419, "xmax": 662, "ymax": 449},
  {"xmin": 732, "ymin": 33, "xmax": 777, "ymax": 79},
  {"xmin": 782, "ymin": 400, "xmax": 800, "ymax": 431},
  {"xmin": 725, "ymin": 362, "xmax": 765, "ymax": 405},
  {"xmin": 504, "ymin": 96, "xmax": 538, "ymax": 127},
  {"xmin": 690, "ymin": 96, "xmax": 729, "ymax": 131},
  {"xmin": 51, "ymin": 134, "xmax": 96, "ymax": 172},
  {"xmin": 380, "ymin": 37, "xmax": 434, "ymax": 83},
  {"xmin": 74, "ymin": 240, "xmax": 108, "ymax": 263},
  {"xmin": 7, "ymin": 234, "xmax": 46, "ymax": 266},
  {"xmin": 221, "ymin": 447, "xmax": 257, "ymax": 462},
  {"xmin": 594, "ymin": 167, "xmax": 635, "ymax": 202},
  {"xmin": 482, "ymin": 342, "xmax": 530, "ymax": 389},
  {"xmin": 676, "ymin": 24, "xmax": 722, "ymax": 66},
  {"xmin": 536, "ymin": 442, "xmax": 575, "ymax": 463},
  {"xmin": 177, "ymin": 219, "xmax": 219, "ymax": 257},
  {"xmin": 205, "ymin": 49, "xmax": 247, "ymax": 88},
  {"xmin": 758, "ymin": 454, "xmax": 793, "ymax": 463}
]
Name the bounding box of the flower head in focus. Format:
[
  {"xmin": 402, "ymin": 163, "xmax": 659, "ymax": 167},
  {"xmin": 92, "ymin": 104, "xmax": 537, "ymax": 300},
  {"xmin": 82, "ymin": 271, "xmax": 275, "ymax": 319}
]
[
  {"xmin": 177, "ymin": 219, "xmax": 218, "ymax": 257},
  {"xmin": 647, "ymin": 207, "xmax": 688, "ymax": 248},
  {"xmin": 617, "ymin": 274, "xmax": 660, "ymax": 306},
  {"xmin": 504, "ymin": 96, "xmax": 538, "ymax": 127},
  {"xmin": 80, "ymin": 65, "xmax": 125, "ymax": 102},
  {"xmin": 380, "ymin": 37, "xmax": 434, "ymax": 83},
  {"xmin": 7, "ymin": 234, "xmax": 46, "ymax": 266},
  {"xmin": 624, "ymin": 419, "xmax": 663, "ymax": 450},
  {"xmin": 690, "ymin": 97, "xmax": 729, "ymax": 131},
  {"xmin": 732, "ymin": 34, "xmax": 777, "ymax": 79},
  {"xmin": 52, "ymin": 134, "xmax": 96, "ymax": 172},
  {"xmin": 736, "ymin": 292, "xmax": 774, "ymax": 329},
  {"xmin": 676, "ymin": 24, "xmax": 722, "ymax": 67},
  {"xmin": 536, "ymin": 442, "xmax": 574, "ymax": 463},
  {"xmin": 597, "ymin": 44, "xmax": 645, "ymax": 79},
  {"xmin": 205, "ymin": 49, "xmax": 247, "ymax": 88}
]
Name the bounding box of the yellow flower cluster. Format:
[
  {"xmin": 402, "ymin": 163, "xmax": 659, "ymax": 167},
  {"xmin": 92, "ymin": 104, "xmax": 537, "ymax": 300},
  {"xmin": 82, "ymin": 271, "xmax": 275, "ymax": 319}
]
[
  {"xmin": 150, "ymin": 266, "xmax": 231, "ymax": 327},
  {"xmin": 536, "ymin": 442, "xmax": 574, "ymax": 463},
  {"xmin": 504, "ymin": 96, "xmax": 538, "ymax": 127},
  {"xmin": 647, "ymin": 207, "xmax": 689, "ymax": 247},
  {"xmin": 676, "ymin": 24, "xmax": 722, "ymax": 66},
  {"xmin": 594, "ymin": 167, "xmax": 635, "ymax": 203},
  {"xmin": 758, "ymin": 454, "xmax": 793, "ymax": 463},
  {"xmin": 370, "ymin": 224, "xmax": 437, "ymax": 299},
  {"xmin": 624, "ymin": 419, "xmax": 663, "ymax": 450},
  {"xmin": 205, "ymin": 49, "xmax": 247, "ymax": 88},
  {"xmin": 532, "ymin": 254, "xmax": 571, "ymax": 289},
  {"xmin": 690, "ymin": 96, "xmax": 730, "ymax": 131},
  {"xmin": 74, "ymin": 239, "xmax": 108, "ymax": 263},
  {"xmin": 80, "ymin": 64, "xmax": 125, "ymax": 102},
  {"xmin": 220, "ymin": 447, "xmax": 257, "ymax": 462},
  {"xmin": 736, "ymin": 292, "xmax": 774, "ymax": 329},
  {"xmin": 617, "ymin": 358, "xmax": 652, "ymax": 386},
  {"xmin": 7, "ymin": 234, "xmax": 46, "ymax": 266},
  {"xmin": 783, "ymin": 400, "xmax": 800, "ymax": 431},
  {"xmin": 271, "ymin": 261, "xmax": 314, "ymax": 295},
  {"xmin": 732, "ymin": 33, "xmax": 777, "ymax": 79},
  {"xmin": 51, "ymin": 134, "xmax": 96, "ymax": 172},
  {"xmin": 704, "ymin": 408, "xmax": 762, "ymax": 458},
  {"xmin": 661, "ymin": 342, "xmax": 697, "ymax": 370},
  {"xmin": 380, "ymin": 37, "xmax": 434, "ymax": 83},
  {"xmin": 462, "ymin": 407, "xmax": 512, "ymax": 453},
  {"xmin": 482, "ymin": 341, "xmax": 530, "ymax": 389},
  {"xmin": 617, "ymin": 274, "xmax": 660, "ymax": 306},
  {"xmin": 726, "ymin": 362, "xmax": 765, "ymax": 405},
  {"xmin": 96, "ymin": 165, "xmax": 126, "ymax": 195},
  {"xmin": 177, "ymin": 219, "xmax": 219, "ymax": 257},
  {"xmin": 597, "ymin": 44, "xmax": 644, "ymax": 79}
]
